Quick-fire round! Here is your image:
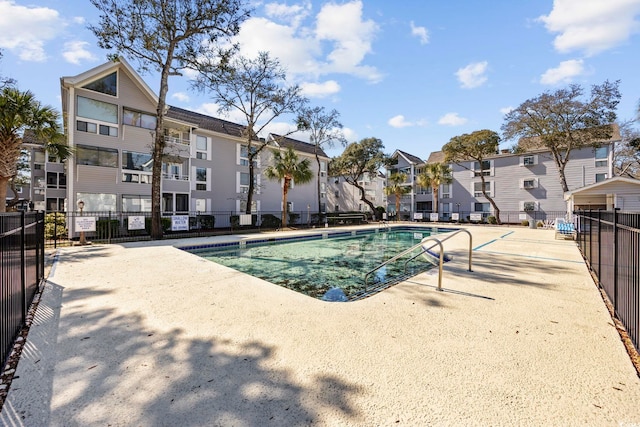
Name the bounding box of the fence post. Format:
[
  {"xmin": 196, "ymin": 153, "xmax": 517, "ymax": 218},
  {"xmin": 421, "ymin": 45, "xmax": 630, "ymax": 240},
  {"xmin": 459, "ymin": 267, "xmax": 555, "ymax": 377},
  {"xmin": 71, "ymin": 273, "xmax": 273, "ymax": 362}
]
[
  {"xmin": 108, "ymin": 211, "xmax": 112, "ymax": 244},
  {"xmin": 597, "ymin": 209, "xmax": 602, "ymax": 280},
  {"xmin": 20, "ymin": 210, "xmax": 27, "ymax": 325},
  {"xmin": 54, "ymin": 211, "xmax": 58, "ymax": 249},
  {"xmin": 613, "ymin": 208, "xmax": 619, "ymax": 313}
]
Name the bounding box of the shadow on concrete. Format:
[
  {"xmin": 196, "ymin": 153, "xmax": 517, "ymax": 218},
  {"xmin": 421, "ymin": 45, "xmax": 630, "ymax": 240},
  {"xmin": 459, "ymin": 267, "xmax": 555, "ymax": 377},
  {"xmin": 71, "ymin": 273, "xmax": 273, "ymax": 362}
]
[{"xmin": 2, "ymin": 281, "xmax": 364, "ymax": 426}]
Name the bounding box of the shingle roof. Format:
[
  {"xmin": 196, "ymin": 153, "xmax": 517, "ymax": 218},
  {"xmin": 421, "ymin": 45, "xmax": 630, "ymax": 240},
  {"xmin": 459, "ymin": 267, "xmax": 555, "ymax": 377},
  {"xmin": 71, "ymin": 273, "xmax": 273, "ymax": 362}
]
[
  {"xmin": 396, "ymin": 150, "xmax": 424, "ymax": 164},
  {"xmin": 426, "ymin": 151, "xmax": 445, "ymax": 164},
  {"xmin": 517, "ymin": 124, "xmax": 621, "ymax": 152},
  {"xmin": 269, "ymin": 134, "xmax": 329, "ymax": 157},
  {"xmin": 165, "ymin": 105, "xmax": 248, "ymax": 139}
]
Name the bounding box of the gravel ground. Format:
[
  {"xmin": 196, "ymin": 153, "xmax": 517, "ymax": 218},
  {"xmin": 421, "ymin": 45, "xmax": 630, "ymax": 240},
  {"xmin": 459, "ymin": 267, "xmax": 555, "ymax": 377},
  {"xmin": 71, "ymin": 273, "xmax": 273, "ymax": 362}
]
[{"xmin": 1, "ymin": 225, "xmax": 639, "ymax": 426}]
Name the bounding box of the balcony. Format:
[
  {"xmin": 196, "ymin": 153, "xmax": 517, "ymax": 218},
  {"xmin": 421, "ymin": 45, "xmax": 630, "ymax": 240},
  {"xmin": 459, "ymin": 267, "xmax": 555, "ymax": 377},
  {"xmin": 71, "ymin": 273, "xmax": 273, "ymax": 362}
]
[
  {"xmin": 162, "ymin": 173, "xmax": 189, "ymax": 181},
  {"xmin": 164, "ymin": 135, "xmax": 190, "ymax": 146}
]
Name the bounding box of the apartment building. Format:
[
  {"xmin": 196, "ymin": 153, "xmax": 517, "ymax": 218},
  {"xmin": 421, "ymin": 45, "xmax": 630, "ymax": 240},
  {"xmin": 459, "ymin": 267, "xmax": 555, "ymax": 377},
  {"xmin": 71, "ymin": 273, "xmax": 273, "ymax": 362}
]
[
  {"xmin": 327, "ymin": 172, "xmax": 387, "ymax": 214},
  {"xmin": 56, "ymin": 57, "xmax": 329, "ymax": 225},
  {"xmin": 387, "ymin": 130, "xmax": 620, "ymax": 222}
]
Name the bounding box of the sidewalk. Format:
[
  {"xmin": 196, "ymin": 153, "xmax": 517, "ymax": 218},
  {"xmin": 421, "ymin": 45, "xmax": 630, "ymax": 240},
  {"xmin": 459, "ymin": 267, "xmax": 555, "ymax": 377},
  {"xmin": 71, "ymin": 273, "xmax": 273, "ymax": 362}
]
[{"xmin": 1, "ymin": 226, "xmax": 639, "ymax": 426}]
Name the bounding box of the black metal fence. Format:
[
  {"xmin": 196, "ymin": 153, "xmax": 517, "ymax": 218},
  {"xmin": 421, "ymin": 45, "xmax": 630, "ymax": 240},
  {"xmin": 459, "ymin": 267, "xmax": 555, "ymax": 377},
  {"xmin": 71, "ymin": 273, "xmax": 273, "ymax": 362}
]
[
  {"xmin": 43, "ymin": 210, "xmax": 371, "ymax": 247},
  {"xmin": 576, "ymin": 210, "xmax": 639, "ymax": 352},
  {"xmin": 1, "ymin": 211, "xmax": 45, "ymax": 367},
  {"xmin": 400, "ymin": 210, "xmax": 568, "ymax": 225}
]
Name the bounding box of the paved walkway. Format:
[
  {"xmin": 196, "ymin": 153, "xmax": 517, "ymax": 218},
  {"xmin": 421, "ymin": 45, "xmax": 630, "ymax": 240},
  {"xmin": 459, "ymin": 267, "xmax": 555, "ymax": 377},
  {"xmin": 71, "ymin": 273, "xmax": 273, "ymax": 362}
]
[{"xmin": 1, "ymin": 225, "xmax": 639, "ymax": 426}]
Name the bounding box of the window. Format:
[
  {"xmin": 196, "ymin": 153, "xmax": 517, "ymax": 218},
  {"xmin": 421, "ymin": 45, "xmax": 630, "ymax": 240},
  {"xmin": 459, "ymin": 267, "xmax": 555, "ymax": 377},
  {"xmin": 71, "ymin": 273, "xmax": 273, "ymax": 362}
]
[
  {"xmin": 522, "ymin": 178, "xmax": 537, "ymax": 189},
  {"xmin": 521, "ymin": 155, "xmax": 537, "ymax": 166},
  {"xmin": 320, "ymin": 182, "xmax": 326, "ymax": 199},
  {"xmin": 196, "ymin": 167, "xmax": 207, "ymax": 191},
  {"xmin": 176, "ymin": 194, "xmax": 189, "ymax": 212},
  {"xmin": 76, "ymin": 144, "xmax": 118, "ymax": 167},
  {"xmin": 473, "ymin": 160, "xmax": 491, "ymax": 176},
  {"xmin": 596, "ymin": 173, "xmax": 607, "ymax": 183},
  {"xmin": 77, "ymin": 96, "xmax": 118, "ymax": 124},
  {"xmin": 122, "ymin": 195, "xmax": 151, "ymax": 212},
  {"xmin": 162, "ymin": 163, "xmax": 185, "ymax": 180},
  {"xmin": 77, "ymin": 120, "xmax": 117, "ymax": 137},
  {"xmin": 595, "ymin": 146, "xmax": 608, "ymax": 168},
  {"xmin": 195, "ymin": 135, "xmax": 208, "ymax": 159},
  {"xmin": 239, "ymin": 172, "xmax": 250, "ymax": 193},
  {"xmin": 46, "ymin": 172, "xmax": 66, "ymax": 189},
  {"xmin": 76, "ymin": 192, "xmax": 116, "ymax": 211},
  {"xmin": 474, "ymin": 202, "xmax": 490, "ymax": 212},
  {"xmin": 441, "ymin": 183, "xmax": 451, "ymax": 199},
  {"xmin": 473, "ymin": 181, "xmax": 491, "ymax": 197},
  {"xmin": 521, "ymin": 201, "xmax": 538, "ymax": 211},
  {"xmin": 122, "ymin": 151, "xmax": 152, "ymax": 172},
  {"xmin": 33, "ymin": 151, "xmax": 45, "ymax": 163},
  {"xmin": 239, "ymin": 144, "xmax": 257, "ymax": 167},
  {"xmin": 239, "ymin": 200, "xmax": 258, "ymax": 213},
  {"xmin": 123, "ymin": 108, "xmax": 157, "ymax": 130},
  {"xmin": 82, "ymin": 72, "xmax": 117, "ymax": 96},
  {"xmin": 46, "ymin": 198, "xmax": 65, "ymax": 212},
  {"xmin": 320, "ymin": 161, "xmax": 327, "ymax": 177}
]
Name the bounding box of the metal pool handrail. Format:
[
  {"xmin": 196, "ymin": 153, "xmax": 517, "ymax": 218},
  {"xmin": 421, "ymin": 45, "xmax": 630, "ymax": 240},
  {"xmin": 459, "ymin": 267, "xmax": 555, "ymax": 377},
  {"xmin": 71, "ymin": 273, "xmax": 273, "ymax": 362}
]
[{"xmin": 363, "ymin": 229, "xmax": 473, "ymax": 292}]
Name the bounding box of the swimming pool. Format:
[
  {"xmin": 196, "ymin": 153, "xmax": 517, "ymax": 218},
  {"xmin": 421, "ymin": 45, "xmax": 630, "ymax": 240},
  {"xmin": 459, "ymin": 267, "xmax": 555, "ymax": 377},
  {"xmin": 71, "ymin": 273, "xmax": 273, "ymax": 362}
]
[{"xmin": 184, "ymin": 227, "xmax": 454, "ymax": 301}]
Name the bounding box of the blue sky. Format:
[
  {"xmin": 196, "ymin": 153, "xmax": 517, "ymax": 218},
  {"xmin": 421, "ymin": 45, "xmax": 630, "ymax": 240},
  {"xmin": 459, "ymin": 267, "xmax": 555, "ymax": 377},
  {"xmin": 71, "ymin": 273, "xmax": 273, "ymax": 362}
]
[{"xmin": 1, "ymin": 0, "xmax": 639, "ymax": 158}]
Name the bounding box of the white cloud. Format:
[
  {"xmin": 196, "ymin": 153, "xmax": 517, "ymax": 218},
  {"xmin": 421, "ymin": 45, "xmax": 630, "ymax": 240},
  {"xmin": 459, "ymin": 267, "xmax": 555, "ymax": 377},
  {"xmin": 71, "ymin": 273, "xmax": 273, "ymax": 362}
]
[
  {"xmin": 538, "ymin": 0, "xmax": 640, "ymax": 55},
  {"xmin": 410, "ymin": 21, "xmax": 429, "ymax": 45},
  {"xmin": 197, "ymin": 103, "xmax": 247, "ymax": 124},
  {"xmin": 539, "ymin": 59, "xmax": 585, "ymax": 85},
  {"xmin": 438, "ymin": 113, "xmax": 468, "ymax": 126},
  {"xmin": 300, "ymin": 80, "xmax": 341, "ymax": 98},
  {"xmin": 235, "ymin": 1, "xmax": 382, "ymax": 84},
  {"xmin": 500, "ymin": 106, "xmax": 514, "ymax": 115},
  {"xmin": 62, "ymin": 41, "xmax": 96, "ymax": 65},
  {"xmin": 388, "ymin": 115, "xmax": 412, "ymax": 128},
  {"xmin": 455, "ymin": 61, "xmax": 488, "ymax": 89},
  {"xmin": 0, "ymin": 0, "xmax": 65, "ymax": 61},
  {"xmin": 315, "ymin": 0, "xmax": 382, "ymax": 82},
  {"xmin": 171, "ymin": 92, "xmax": 190, "ymax": 102}
]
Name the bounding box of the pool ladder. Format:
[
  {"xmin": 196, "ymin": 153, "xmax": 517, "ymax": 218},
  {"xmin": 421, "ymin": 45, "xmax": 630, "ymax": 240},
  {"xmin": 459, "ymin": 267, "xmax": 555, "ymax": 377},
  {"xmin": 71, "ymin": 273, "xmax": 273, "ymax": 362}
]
[{"xmin": 363, "ymin": 229, "xmax": 473, "ymax": 292}]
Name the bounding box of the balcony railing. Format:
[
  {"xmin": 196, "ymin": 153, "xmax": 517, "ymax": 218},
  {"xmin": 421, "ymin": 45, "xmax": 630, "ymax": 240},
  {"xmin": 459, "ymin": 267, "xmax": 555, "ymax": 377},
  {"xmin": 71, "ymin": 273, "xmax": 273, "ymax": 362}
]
[
  {"xmin": 164, "ymin": 135, "xmax": 190, "ymax": 145},
  {"xmin": 162, "ymin": 173, "xmax": 189, "ymax": 181}
]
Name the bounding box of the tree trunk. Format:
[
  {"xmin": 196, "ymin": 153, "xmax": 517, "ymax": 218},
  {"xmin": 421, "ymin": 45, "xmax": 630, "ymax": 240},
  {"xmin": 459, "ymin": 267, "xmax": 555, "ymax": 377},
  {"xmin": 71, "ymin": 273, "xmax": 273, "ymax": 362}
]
[
  {"xmin": 282, "ymin": 178, "xmax": 290, "ymax": 228},
  {"xmin": 355, "ymin": 183, "xmax": 376, "ymax": 220},
  {"xmin": 246, "ymin": 154, "xmax": 255, "ymax": 214},
  {"xmin": 0, "ymin": 176, "xmax": 9, "ymax": 212},
  {"xmin": 433, "ymin": 187, "xmax": 439, "ymax": 215},
  {"xmin": 315, "ymin": 153, "xmax": 322, "ymax": 223}
]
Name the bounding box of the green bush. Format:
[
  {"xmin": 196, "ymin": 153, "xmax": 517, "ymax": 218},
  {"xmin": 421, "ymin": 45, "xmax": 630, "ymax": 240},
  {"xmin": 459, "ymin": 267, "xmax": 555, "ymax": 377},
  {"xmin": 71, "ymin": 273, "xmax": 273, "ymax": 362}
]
[
  {"xmin": 197, "ymin": 214, "xmax": 215, "ymax": 229},
  {"xmin": 145, "ymin": 217, "xmax": 171, "ymax": 233},
  {"xmin": 487, "ymin": 216, "xmax": 497, "ymax": 225},
  {"xmin": 260, "ymin": 214, "xmax": 281, "ymax": 228},
  {"xmin": 537, "ymin": 221, "xmax": 544, "ymax": 228},
  {"xmin": 45, "ymin": 212, "xmax": 67, "ymax": 239},
  {"xmin": 521, "ymin": 220, "xmax": 529, "ymax": 227},
  {"xmin": 288, "ymin": 212, "xmax": 300, "ymax": 225}
]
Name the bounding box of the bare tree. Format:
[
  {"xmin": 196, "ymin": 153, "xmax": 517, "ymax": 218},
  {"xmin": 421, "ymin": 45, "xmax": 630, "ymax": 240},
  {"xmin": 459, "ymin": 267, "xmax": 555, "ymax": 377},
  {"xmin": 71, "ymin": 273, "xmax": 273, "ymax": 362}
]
[
  {"xmin": 89, "ymin": 0, "xmax": 250, "ymax": 238},
  {"xmin": 502, "ymin": 80, "xmax": 621, "ymax": 193},
  {"xmin": 614, "ymin": 120, "xmax": 640, "ymax": 178},
  {"xmin": 297, "ymin": 106, "xmax": 346, "ymax": 222},
  {"xmin": 193, "ymin": 51, "xmax": 308, "ymax": 214}
]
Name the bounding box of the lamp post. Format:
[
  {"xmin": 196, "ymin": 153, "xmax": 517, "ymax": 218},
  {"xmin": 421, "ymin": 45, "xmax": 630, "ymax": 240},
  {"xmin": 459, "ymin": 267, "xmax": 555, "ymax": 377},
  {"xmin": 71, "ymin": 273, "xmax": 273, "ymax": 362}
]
[
  {"xmin": 456, "ymin": 203, "xmax": 460, "ymax": 223},
  {"xmin": 78, "ymin": 200, "xmax": 87, "ymax": 245},
  {"xmin": 307, "ymin": 204, "xmax": 311, "ymax": 228}
]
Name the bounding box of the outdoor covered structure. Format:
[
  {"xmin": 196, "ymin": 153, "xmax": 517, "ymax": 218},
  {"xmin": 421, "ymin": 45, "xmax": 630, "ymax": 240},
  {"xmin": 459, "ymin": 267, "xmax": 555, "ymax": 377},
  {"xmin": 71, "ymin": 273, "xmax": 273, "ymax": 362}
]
[{"xmin": 564, "ymin": 176, "xmax": 640, "ymax": 212}]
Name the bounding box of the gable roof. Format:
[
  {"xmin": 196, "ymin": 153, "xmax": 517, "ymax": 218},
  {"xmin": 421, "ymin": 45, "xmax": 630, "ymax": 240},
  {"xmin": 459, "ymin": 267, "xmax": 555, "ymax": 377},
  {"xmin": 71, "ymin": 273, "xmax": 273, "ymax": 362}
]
[
  {"xmin": 426, "ymin": 151, "xmax": 445, "ymax": 164},
  {"xmin": 392, "ymin": 149, "xmax": 423, "ymax": 165},
  {"xmin": 268, "ymin": 134, "xmax": 328, "ymax": 158},
  {"xmin": 60, "ymin": 57, "xmax": 158, "ymax": 106},
  {"xmin": 564, "ymin": 176, "xmax": 640, "ymax": 199}
]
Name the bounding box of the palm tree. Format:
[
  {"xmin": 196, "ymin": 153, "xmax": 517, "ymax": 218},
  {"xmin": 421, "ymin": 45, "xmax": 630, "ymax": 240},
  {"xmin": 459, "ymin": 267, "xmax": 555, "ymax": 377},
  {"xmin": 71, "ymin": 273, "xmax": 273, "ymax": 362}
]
[
  {"xmin": 417, "ymin": 162, "xmax": 452, "ymax": 216},
  {"xmin": 264, "ymin": 147, "xmax": 314, "ymax": 228},
  {"xmin": 384, "ymin": 172, "xmax": 411, "ymax": 221},
  {"xmin": 0, "ymin": 88, "xmax": 65, "ymax": 212}
]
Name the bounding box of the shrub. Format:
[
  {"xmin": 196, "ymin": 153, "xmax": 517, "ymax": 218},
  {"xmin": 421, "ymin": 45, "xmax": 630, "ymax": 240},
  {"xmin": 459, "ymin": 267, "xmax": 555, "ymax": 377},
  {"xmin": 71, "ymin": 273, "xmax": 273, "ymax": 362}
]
[
  {"xmin": 487, "ymin": 216, "xmax": 497, "ymax": 225},
  {"xmin": 45, "ymin": 212, "xmax": 67, "ymax": 239},
  {"xmin": 288, "ymin": 212, "xmax": 300, "ymax": 225},
  {"xmin": 145, "ymin": 217, "xmax": 171, "ymax": 233},
  {"xmin": 521, "ymin": 220, "xmax": 529, "ymax": 227},
  {"xmin": 537, "ymin": 221, "xmax": 544, "ymax": 228},
  {"xmin": 260, "ymin": 214, "xmax": 281, "ymax": 229},
  {"xmin": 96, "ymin": 219, "xmax": 120, "ymax": 238},
  {"xmin": 197, "ymin": 214, "xmax": 215, "ymax": 229}
]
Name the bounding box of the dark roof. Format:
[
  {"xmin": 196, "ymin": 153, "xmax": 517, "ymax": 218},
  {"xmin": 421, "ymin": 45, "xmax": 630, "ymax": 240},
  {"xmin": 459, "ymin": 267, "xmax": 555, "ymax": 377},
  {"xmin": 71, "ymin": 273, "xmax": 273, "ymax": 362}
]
[
  {"xmin": 517, "ymin": 124, "xmax": 621, "ymax": 152},
  {"xmin": 396, "ymin": 150, "xmax": 424, "ymax": 164},
  {"xmin": 426, "ymin": 151, "xmax": 445, "ymax": 164},
  {"xmin": 21, "ymin": 130, "xmax": 45, "ymax": 146},
  {"xmin": 165, "ymin": 105, "xmax": 248, "ymax": 139},
  {"xmin": 269, "ymin": 134, "xmax": 329, "ymax": 157}
]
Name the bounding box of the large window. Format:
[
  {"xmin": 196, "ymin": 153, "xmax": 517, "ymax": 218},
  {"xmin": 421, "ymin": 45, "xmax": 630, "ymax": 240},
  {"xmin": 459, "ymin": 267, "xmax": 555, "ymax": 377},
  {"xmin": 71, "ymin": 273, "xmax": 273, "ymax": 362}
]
[
  {"xmin": 122, "ymin": 151, "xmax": 152, "ymax": 172},
  {"xmin": 595, "ymin": 146, "xmax": 608, "ymax": 168},
  {"xmin": 82, "ymin": 72, "xmax": 117, "ymax": 96},
  {"xmin": 196, "ymin": 167, "xmax": 207, "ymax": 191},
  {"xmin": 240, "ymin": 172, "xmax": 250, "ymax": 193},
  {"xmin": 441, "ymin": 183, "xmax": 451, "ymax": 199},
  {"xmin": 123, "ymin": 108, "xmax": 157, "ymax": 130},
  {"xmin": 473, "ymin": 181, "xmax": 491, "ymax": 197},
  {"xmin": 473, "ymin": 160, "xmax": 491, "ymax": 176},
  {"xmin": 239, "ymin": 144, "xmax": 258, "ymax": 166},
  {"xmin": 122, "ymin": 195, "xmax": 151, "ymax": 212},
  {"xmin": 76, "ymin": 144, "xmax": 118, "ymax": 167},
  {"xmin": 596, "ymin": 173, "xmax": 607, "ymax": 182},
  {"xmin": 196, "ymin": 135, "xmax": 208, "ymax": 159},
  {"xmin": 474, "ymin": 202, "xmax": 490, "ymax": 212},
  {"xmin": 76, "ymin": 192, "xmax": 116, "ymax": 211},
  {"xmin": 77, "ymin": 96, "xmax": 118, "ymax": 124},
  {"xmin": 46, "ymin": 172, "xmax": 66, "ymax": 189}
]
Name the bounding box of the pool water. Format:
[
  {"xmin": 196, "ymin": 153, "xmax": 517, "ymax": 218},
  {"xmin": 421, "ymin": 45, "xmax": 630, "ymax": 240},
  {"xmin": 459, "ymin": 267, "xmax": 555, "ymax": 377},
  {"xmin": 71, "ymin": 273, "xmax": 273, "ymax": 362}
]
[{"xmin": 187, "ymin": 229, "xmax": 448, "ymax": 300}]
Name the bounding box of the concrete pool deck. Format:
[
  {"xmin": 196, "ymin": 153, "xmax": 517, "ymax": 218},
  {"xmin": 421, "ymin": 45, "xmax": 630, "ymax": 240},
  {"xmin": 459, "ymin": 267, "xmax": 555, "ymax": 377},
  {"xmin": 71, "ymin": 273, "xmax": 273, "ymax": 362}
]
[{"xmin": 1, "ymin": 224, "xmax": 639, "ymax": 426}]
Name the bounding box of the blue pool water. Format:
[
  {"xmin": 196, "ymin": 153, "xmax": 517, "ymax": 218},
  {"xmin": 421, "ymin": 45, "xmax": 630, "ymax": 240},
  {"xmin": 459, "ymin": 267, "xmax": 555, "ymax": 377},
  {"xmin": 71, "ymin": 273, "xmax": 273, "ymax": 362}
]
[{"xmin": 185, "ymin": 227, "xmax": 452, "ymax": 301}]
